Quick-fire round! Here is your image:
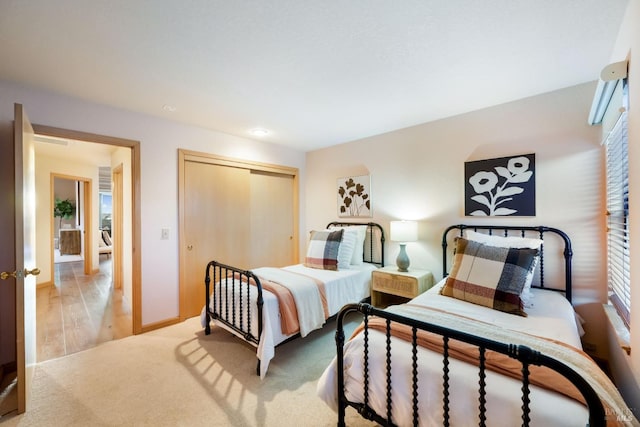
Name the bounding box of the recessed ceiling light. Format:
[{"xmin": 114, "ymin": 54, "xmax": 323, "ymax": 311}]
[
  {"xmin": 249, "ymin": 128, "xmax": 270, "ymax": 137},
  {"xmin": 162, "ymin": 104, "xmax": 177, "ymax": 112}
]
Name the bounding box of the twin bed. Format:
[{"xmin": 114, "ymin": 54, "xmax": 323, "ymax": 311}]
[
  {"xmin": 202, "ymin": 222, "xmax": 384, "ymax": 378},
  {"xmin": 317, "ymin": 224, "xmax": 635, "ymax": 426},
  {"xmin": 202, "ymin": 222, "xmax": 636, "ymax": 426}
]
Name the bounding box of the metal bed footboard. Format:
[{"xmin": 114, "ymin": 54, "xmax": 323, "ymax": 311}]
[
  {"xmin": 334, "ymin": 224, "xmax": 603, "ymax": 426},
  {"xmin": 335, "ymin": 302, "xmax": 605, "ymax": 427},
  {"xmin": 204, "ymin": 221, "xmax": 385, "ymax": 376},
  {"xmin": 204, "ymin": 261, "xmax": 264, "ymax": 372}
]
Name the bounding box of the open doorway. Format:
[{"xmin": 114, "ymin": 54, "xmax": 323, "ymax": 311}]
[
  {"xmin": 52, "ymin": 177, "xmax": 87, "ymax": 266},
  {"xmin": 0, "ymin": 108, "xmax": 142, "ymax": 417},
  {"xmin": 37, "ymin": 167, "xmax": 130, "ymax": 362},
  {"xmin": 30, "ymin": 124, "xmax": 141, "ymax": 338},
  {"xmin": 29, "ymin": 127, "xmax": 140, "ymax": 364}
]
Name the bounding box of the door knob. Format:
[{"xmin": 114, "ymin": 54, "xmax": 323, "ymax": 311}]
[
  {"xmin": 26, "ymin": 268, "xmax": 41, "ymax": 276},
  {"xmin": 187, "ymin": 245, "xmax": 193, "ymax": 251},
  {"xmin": 1, "ymin": 268, "xmax": 41, "ymax": 280}
]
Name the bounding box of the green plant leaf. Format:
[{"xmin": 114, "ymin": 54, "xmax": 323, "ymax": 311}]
[{"xmin": 54, "ymin": 198, "xmax": 75, "ymax": 219}]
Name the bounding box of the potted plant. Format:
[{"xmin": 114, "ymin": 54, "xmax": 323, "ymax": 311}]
[{"xmin": 54, "ymin": 197, "xmax": 75, "ymax": 229}]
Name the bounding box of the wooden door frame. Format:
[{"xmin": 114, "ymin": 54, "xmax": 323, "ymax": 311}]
[
  {"xmin": 50, "ymin": 174, "xmax": 93, "ymax": 277},
  {"xmin": 112, "ymin": 164, "xmax": 124, "ymax": 290},
  {"xmin": 32, "ymin": 124, "xmax": 142, "ymax": 334},
  {"xmin": 177, "ymin": 149, "xmax": 299, "ymax": 321}
]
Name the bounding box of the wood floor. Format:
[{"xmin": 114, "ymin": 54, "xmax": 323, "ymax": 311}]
[{"xmin": 36, "ymin": 256, "xmax": 132, "ymax": 362}]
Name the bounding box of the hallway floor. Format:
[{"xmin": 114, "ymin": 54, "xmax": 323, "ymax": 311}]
[{"xmin": 36, "ymin": 256, "xmax": 132, "ymax": 362}]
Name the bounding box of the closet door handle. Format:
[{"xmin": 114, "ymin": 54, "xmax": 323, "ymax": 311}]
[{"xmin": 187, "ymin": 245, "xmax": 193, "ymax": 251}]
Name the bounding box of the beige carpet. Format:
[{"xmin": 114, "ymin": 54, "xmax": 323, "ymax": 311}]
[{"xmin": 1, "ymin": 315, "xmax": 376, "ymax": 427}]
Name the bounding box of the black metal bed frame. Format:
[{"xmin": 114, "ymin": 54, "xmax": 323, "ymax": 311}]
[
  {"xmin": 442, "ymin": 224, "xmax": 573, "ymax": 302},
  {"xmin": 334, "ymin": 224, "xmax": 606, "ymax": 427},
  {"xmin": 203, "ymin": 221, "xmax": 385, "ymax": 375}
]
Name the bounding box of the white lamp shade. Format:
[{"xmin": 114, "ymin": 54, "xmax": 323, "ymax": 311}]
[{"xmin": 390, "ymin": 220, "xmax": 418, "ymax": 242}]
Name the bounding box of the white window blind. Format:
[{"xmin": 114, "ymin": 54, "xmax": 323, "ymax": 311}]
[{"xmin": 606, "ymin": 110, "xmax": 630, "ymax": 326}]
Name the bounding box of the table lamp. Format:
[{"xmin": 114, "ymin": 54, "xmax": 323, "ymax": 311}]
[{"xmin": 390, "ymin": 220, "xmax": 418, "ymax": 272}]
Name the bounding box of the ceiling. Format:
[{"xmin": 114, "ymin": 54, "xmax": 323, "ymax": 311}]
[{"xmin": 0, "ymin": 1, "xmax": 630, "ymax": 152}]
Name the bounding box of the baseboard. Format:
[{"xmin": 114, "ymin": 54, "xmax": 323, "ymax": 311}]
[
  {"xmin": 140, "ymin": 317, "xmax": 180, "ymax": 334},
  {"xmin": 36, "ymin": 281, "xmax": 52, "ymax": 289}
]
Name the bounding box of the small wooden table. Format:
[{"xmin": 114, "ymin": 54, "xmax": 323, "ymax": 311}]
[
  {"xmin": 59, "ymin": 229, "xmax": 81, "ymax": 255},
  {"xmin": 371, "ymin": 266, "xmax": 434, "ymax": 308}
]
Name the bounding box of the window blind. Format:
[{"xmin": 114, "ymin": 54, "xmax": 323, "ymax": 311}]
[{"xmin": 606, "ymin": 110, "xmax": 630, "ymax": 326}]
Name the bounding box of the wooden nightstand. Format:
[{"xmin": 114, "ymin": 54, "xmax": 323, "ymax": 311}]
[{"xmin": 371, "ymin": 266, "xmax": 435, "ymax": 308}]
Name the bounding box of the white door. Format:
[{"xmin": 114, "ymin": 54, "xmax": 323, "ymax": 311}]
[{"xmin": 13, "ymin": 103, "xmax": 39, "ymax": 412}]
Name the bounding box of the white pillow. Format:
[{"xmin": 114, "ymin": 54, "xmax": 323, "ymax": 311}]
[
  {"xmin": 464, "ymin": 230, "xmax": 542, "ymax": 304},
  {"xmin": 329, "ymin": 225, "xmax": 367, "ymax": 265},
  {"xmin": 331, "ymin": 228, "xmax": 357, "ymax": 270},
  {"xmin": 465, "ymin": 230, "xmax": 543, "ymax": 249}
]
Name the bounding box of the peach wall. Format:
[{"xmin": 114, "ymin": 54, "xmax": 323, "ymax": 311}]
[{"xmin": 305, "ymin": 82, "xmax": 608, "ymax": 354}]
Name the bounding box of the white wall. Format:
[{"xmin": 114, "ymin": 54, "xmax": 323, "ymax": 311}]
[
  {"xmin": 306, "ymin": 82, "xmax": 608, "ymax": 353},
  {"xmin": 0, "ymin": 79, "xmax": 306, "ymax": 326}
]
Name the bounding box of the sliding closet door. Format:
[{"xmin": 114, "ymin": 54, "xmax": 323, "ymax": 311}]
[
  {"xmin": 250, "ymin": 171, "xmax": 295, "ymax": 268},
  {"xmin": 179, "ymin": 150, "xmax": 299, "ymax": 320},
  {"xmin": 182, "ymin": 160, "xmax": 251, "ymax": 318}
]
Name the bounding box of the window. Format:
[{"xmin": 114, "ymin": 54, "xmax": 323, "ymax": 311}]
[
  {"xmin": 99, "ymin": 192, "xmax": 112, "ymax": 232},
  {"xmin": 606, "ymin": 105, "xmax": 630, "ymax": 327}
]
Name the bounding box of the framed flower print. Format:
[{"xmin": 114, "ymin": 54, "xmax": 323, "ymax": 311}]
[
  {"xmin": 465, "ymin": 154, "xmax": 535, "ymax": 216},
  {"xmin": 337, "ymin": 175, "xmax": 371, "ymax": 217}
]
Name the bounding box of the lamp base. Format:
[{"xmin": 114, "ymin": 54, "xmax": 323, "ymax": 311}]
[{"xmin": 396, "ymin": 243, "xmax": 410, "ymax": 272}]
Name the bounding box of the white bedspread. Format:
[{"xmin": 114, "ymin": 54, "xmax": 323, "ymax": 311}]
[
  {"xmin": 411, "ymin": 281, "xmax": 584, "ymax": 349},
  {"xmin": 252, "ymin": 267, "xmax": 325, "ymax": 338},
  {"xmin": 202, "ymin": 263, "xmax": 376, "ymax": 378},
  {"xmin": 317, "ymin": 280, "xmax": 635, "ymax": 426}
]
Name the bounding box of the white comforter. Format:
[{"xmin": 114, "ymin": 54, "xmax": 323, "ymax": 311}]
[
  {"xmin": 317, "ymin": 280, "xmax": 636, "ymax": 426},
  {"xmin": 202, "ymin": 263, "xmax": 376, "ymax": 378},
  {"xmin": 252, "ymin": 267, "xmax": 325, "ymax": 338}
]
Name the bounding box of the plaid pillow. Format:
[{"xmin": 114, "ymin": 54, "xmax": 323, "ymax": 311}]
[
  {"xmin": 464, "ymin": 230, "xmax": 542, "ymax": 306},
  {"xmin": 304, "ymin": 229, "xmax": 344, "ymax": 270},
  {"xmin": 441, "ymin": 237, "xmax": 539, "ymax": 316}
]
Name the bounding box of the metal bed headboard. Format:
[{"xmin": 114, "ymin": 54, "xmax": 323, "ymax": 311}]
[
  {"xmin": 441, "ymin": 224, "xmax": 573, "ymax": 302},
  {"xmin": 326, "ymin": 221, "xmax": 385, "ymax": 267}
]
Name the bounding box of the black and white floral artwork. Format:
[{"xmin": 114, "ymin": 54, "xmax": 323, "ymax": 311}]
[
  {"xmin": 337, "ymin": 175, "xmax": 371, "ymax": 217},
  {"xmin": 465, "ymin": 154, "xmax": 535, "ymax": 216}
]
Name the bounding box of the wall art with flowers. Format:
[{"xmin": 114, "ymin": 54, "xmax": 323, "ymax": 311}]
[
  {"xmin": 337, "ymin": 175, "xmax": 371, "ymax": 217},
  {"xmin": 464, "ymin": 154, "xmax": 535, "ymax": 216}
]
